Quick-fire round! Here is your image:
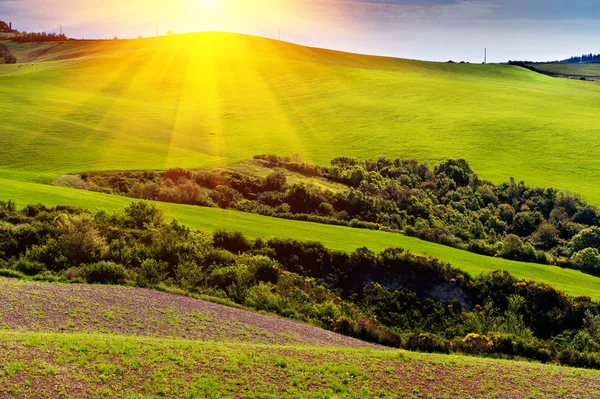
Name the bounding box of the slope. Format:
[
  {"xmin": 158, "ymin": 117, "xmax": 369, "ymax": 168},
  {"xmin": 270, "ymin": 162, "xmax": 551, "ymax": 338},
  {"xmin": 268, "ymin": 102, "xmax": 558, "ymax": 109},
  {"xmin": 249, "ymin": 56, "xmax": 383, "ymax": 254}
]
[
  {"xmin": 2, "ymin": 277, "xmax": 600, "ymax": 398},
  {"xmin": 1, "ymin": 33, "xmax": 600, "ymax": 202},
  {"xmin": 4, "ymin": 181, "xmax": 600, "ymax": 300},
  {"xmin": 3, "ymin": 33, "xmax": 600, "ymax": 299}
]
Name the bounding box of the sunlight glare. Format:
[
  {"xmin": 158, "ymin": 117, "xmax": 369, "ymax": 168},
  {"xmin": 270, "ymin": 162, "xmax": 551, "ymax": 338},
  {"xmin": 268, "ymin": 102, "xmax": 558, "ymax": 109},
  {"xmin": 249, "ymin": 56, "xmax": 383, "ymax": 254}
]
[{"xmin": 196, "ymin": 0, "xmax": 218, "ymax": 8}]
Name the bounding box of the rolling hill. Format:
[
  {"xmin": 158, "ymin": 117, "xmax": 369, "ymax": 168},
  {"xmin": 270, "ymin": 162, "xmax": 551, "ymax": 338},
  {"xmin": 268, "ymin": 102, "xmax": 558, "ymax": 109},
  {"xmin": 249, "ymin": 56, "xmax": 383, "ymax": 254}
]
[
  {"xmin": 2, "ymin": 33, "xmax": 600, "ymax": 298},
  {"xmin": 2, "ymin": 277, "xmax": 600, "ymax": 398},
  {"xmin": 528, "ymin": 62, "xmax": 600, "ymax": 79}
]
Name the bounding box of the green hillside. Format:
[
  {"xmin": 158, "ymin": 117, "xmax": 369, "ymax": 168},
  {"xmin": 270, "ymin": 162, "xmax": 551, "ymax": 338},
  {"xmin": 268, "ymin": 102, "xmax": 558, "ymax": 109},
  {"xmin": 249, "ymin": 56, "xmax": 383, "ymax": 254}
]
[
  {"xmin": 4, "ymin": 331, "xmax": 600, "ymax": 398},
  {"xmin": 530, "ymin": 62, "xmax": 600, "ymax": 78},
  {"xmin": 2, "ymin": 33, "xmax": 600, "ymax": 199},
  {"xmin": 3, "ymin": 33, "xmax": 600, "ymax": 298}
]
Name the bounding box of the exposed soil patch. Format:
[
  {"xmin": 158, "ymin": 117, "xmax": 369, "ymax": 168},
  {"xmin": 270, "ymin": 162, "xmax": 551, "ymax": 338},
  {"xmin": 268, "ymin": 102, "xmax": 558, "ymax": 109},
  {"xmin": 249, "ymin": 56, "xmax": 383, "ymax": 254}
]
[{"xmin": 0, "ymin": 277, "xmax": 373, "ymax": 348}]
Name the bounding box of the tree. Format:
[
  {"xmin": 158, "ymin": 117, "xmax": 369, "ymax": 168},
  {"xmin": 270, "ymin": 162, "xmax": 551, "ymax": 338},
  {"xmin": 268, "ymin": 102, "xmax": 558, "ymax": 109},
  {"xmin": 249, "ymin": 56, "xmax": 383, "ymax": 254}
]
[
  {"xmin": 571, "ymin": 248, "xmax": 600, "ymax": 275},
  {"xmin": 166, "ymin": 29, "xmax": 174, "ymax": 36},
  {"xmin": 499, "ymin": 234, "xmax": 536, "ymax": 262},
  {"xmin": 571, "ymin": 226, "xmax": 600, "ymax": 252},
  {"xmin": 532, "ymin": 222, "xmax": 559, "ymax": 249},
  {"xmin": 56, "ymin": 213, "xmax": 108, "ymax": 265}
]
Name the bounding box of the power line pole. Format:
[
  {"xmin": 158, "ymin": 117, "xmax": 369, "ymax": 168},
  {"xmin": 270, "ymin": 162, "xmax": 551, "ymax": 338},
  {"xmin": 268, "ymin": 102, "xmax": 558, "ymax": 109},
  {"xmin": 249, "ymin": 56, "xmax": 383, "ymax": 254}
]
[
  {"xmin": 484, "ymin": 48, "xmax": 487, "ymax": 64},
  {"xmin": 60, "ymin": 25, "xmax": 62, "ymax": 35}
]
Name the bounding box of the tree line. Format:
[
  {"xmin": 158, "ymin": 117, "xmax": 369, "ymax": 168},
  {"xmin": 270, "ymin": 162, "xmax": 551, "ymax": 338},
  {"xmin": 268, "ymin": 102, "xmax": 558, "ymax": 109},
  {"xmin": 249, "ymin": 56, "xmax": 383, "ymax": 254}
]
[
  {"xmin": 75, "ymin": 154, "xmax": 600, "ymax": 278},
  {"xmin": 10, "ymin": 32, "xmax": 68, "ymax": 43},
  {"xmin": 560, "ymin": 54, "xmax": 600, "ymax": 64},
  {"xmin": 3, "ymin": 200, "xmax": 600, "ymax": 368}
]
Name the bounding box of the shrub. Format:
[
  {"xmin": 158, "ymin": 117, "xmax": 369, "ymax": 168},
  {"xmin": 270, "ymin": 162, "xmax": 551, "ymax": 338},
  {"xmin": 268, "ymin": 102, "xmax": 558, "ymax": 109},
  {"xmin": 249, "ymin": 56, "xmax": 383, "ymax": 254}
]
[
  {"xmin": 405, "ymin": 332, "xmax": 452, "ymax": 354},
  {"xmin": 56, "ymin": 213, "xmax": 108, "ymax": 265},
  {"xmin": 83, "ymin": 261, "xmax": 128, "ymax": 284},
  {"xmin": 124, "ymin": 201, "xmax": 164, "ymax": 229},
  {"xmin": 13, "ymin": 258, "xmax": 46, "ymax": 276},
  {"xmin": 499, "ymin": 234, "xmax": 536, "ymax": 262},
  {"xmin": 244, "ymin": 282, "xmax": 283, "ymax": 313},
  {"xmin": 572, "ymin": 226, "xmax": 600, "ymax": 252},
  {"xmin": 571, "ymin": 248, "xmax": 600, "ymax": 275},
  {"xmin": 461, "ymin": 333, "xmax": 493, "ymax": 354},
  {"xmin": 213, "ymin": 230, "xmax": 252, "ymax": 254},
  {"xmin": 137, "ymin": 259, "xmax": 168, "ymax": 287}
]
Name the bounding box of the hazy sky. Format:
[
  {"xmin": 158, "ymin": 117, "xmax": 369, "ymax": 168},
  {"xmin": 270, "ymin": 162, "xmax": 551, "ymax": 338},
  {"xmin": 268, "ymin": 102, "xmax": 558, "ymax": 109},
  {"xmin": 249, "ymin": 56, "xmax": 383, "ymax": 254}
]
[{"xmin": 1, "ymin": 0, "xmax": 599, "ymax": 62}]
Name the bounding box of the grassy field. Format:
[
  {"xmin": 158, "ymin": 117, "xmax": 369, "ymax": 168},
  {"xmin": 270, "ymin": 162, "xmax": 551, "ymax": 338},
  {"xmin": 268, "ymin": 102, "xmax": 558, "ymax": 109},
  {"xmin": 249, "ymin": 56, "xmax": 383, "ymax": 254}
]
[
  {"xmin": 530, "ymin": 63, "xmax": 600, "ymax": 78},
  {"xmin": 3, "ymin": 33, "xmax": 600, "ymax": 299},
  {"xmin": 3, "ymin": 277, "xmax": 600, "ymax": 398},
  {"xmin": 2, "ymin": 34, "xmax": 600, "ymax": 201},
  {"xmin": 2, "ymin": 330, "xmax": 600, "ymax": 398}
]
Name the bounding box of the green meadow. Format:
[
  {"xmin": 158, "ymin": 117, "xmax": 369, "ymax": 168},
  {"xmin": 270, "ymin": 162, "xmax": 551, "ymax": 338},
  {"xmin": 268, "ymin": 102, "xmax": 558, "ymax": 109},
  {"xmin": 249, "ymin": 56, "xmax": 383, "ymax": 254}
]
[
  {"xmin": 3, "ymin": 331, "xmax": 600, "ymax": 398},
  {"xmin": 531, "ymin": 62, "xmax": 600, "ymax": 78},
  {"xmin": 3, "ymin": 33, "xmax": 600, "ymax": 298}
]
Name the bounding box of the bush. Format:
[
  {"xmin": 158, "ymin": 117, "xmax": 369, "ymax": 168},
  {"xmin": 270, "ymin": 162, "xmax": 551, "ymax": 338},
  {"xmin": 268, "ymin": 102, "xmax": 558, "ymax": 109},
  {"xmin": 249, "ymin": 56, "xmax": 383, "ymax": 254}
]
[
  {"xmin": 124, "ymin": 201, "xmax": 164, "ymax": 229},
  {"xmin": 213, "ymin": 230, "xmax": 252, "ymax": 254},
  {"xmin": 13, "ymin": 258, "xmax": 46, "ymax": 276},
  {"xmin": 405, "ymin": 332, "xmax": 452, "ymax": 354},
  {"xmin": 499, "ymin": 234, "xmax": 536, "ymax": 262},
  {"xmin": 83, "ymin": 261, "xmax": 128, "ymax": 284},
  {"xmin": 56, "ymin": 213, "xmax": 108, "ymax": 265},
  {"xmin": 461, "ymin": 333, "xmax": 493, "ymax": 354},
  {"xmin": 572, "ymin": 226, "xmax": 600, "ymax": 252},
  {"xmin": 244, "ymin": 282, "xmax": 283, "ymax": 313},
  {"xmin": 571, "ymin": 248, "xmax": 600, "ymax": 275},
  {"xmin": 137, "ymin": 259, "xmax": 168, "ymax": 287}
]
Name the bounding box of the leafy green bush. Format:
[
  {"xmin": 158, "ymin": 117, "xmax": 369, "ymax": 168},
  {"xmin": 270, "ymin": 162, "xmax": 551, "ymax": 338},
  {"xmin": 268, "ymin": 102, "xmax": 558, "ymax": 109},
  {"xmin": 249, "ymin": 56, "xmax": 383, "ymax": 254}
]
[
  {"xmin": 405, "ymin": 332, "xmax": 452, "ymax": 354},
  {"xmin": 13, "ymin": 258, "xmax": 46, "ymax": 276},
  {"xmin": 83, "ymin": 261, "xmax": 128, "ymax": 284},
  {"xmin": 213, "ymin": 230, "xmax": 252, "ymax": 254},
  {"xmin": 571, "ymin": 248, "xmax": 600, "ymax": 275},
  {"xmin": 137, "ymin": 259, "xmax": 168, "ymax": 287}
]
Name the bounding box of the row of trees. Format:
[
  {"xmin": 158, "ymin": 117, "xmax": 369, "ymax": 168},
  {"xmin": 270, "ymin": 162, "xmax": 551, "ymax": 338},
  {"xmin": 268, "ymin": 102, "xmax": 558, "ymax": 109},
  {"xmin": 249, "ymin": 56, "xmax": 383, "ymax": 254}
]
[
  {"xmin": 2, "ymin": 200, "xmax": 600, "ymax": 367},
  {"xmin": 77, "ymin": 155, "xmax": 600, "ymax": 277},
  {"xmin": 560, "ymin": 54, "xmax": 600, "ymax": 64},
  {"xmin": 10, "ymin": 32, "xmax": 68, "ymax": 43}
]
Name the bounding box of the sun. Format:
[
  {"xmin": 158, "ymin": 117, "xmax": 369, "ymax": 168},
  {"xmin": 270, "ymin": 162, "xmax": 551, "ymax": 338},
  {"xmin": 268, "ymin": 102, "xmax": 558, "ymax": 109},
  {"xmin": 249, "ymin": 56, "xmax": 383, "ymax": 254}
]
[{"xmin": 196, "ymin": 0, "xmax": 219, "ymax": 7}]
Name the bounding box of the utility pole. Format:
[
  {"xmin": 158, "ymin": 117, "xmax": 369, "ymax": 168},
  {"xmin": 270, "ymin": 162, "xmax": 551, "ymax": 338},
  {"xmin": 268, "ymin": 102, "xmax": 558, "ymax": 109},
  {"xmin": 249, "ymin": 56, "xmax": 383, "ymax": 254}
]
[
  {"xmin": 484, "ymin": 48, "xmax": 487, "ymax": 64},
  {"xmin": 60, "ymin": 25, "xmax": 62, "ymax": 35}
]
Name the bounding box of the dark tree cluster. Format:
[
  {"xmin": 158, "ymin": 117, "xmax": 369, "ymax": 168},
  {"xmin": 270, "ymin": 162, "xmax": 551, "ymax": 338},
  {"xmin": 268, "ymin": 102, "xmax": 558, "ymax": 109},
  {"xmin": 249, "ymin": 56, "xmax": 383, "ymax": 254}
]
[
  {"xmin": 0, "ymin": 43, "xmax": 16, "ymax": 64},
  {"xmin": 2, "ymin": 199, "xmax": 600, "ymax": 368},
  {"xmin": 0, "ymin": 21, "xmax": 16, "ymax": 33},
  {"xmin": 10, "ymin": 32, "xmax": 68, "ymax": 43},
  {"xmin": 560, "ymin": 54, "xmax": 600, "ymax": 64},
  {"xmin": 78, "ymin": 155, "xmax": 600, "ymax": 278}
]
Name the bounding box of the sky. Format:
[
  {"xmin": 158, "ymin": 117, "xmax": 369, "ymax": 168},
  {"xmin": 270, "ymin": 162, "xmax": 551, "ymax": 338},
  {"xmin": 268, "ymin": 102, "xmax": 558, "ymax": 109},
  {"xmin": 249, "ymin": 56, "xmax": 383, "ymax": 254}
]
[{"xmin": 1, "ymin": 0, "xmax": 599, "ymax": 62}]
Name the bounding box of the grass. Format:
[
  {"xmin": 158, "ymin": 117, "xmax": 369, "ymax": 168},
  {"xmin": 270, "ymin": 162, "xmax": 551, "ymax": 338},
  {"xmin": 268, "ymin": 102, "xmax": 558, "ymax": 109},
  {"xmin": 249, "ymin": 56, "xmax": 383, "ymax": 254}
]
[
  {"xmin": 1, "ymin": 34, "xmax": 600, "ymax": 202},
  {"xmin": 4, "ymin": 178, "xmax": 600, "ymax": 300},
  {"xmin": 1, "ymin": 330, "xmax": 600, "ymax": 398},
  {"xmin": 530, "ymin": 63, "xmax": 600, "ymax": 78},
  {"xmin": 3, "ymin": 33, "xmax": 600, "ymax": 298}
]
